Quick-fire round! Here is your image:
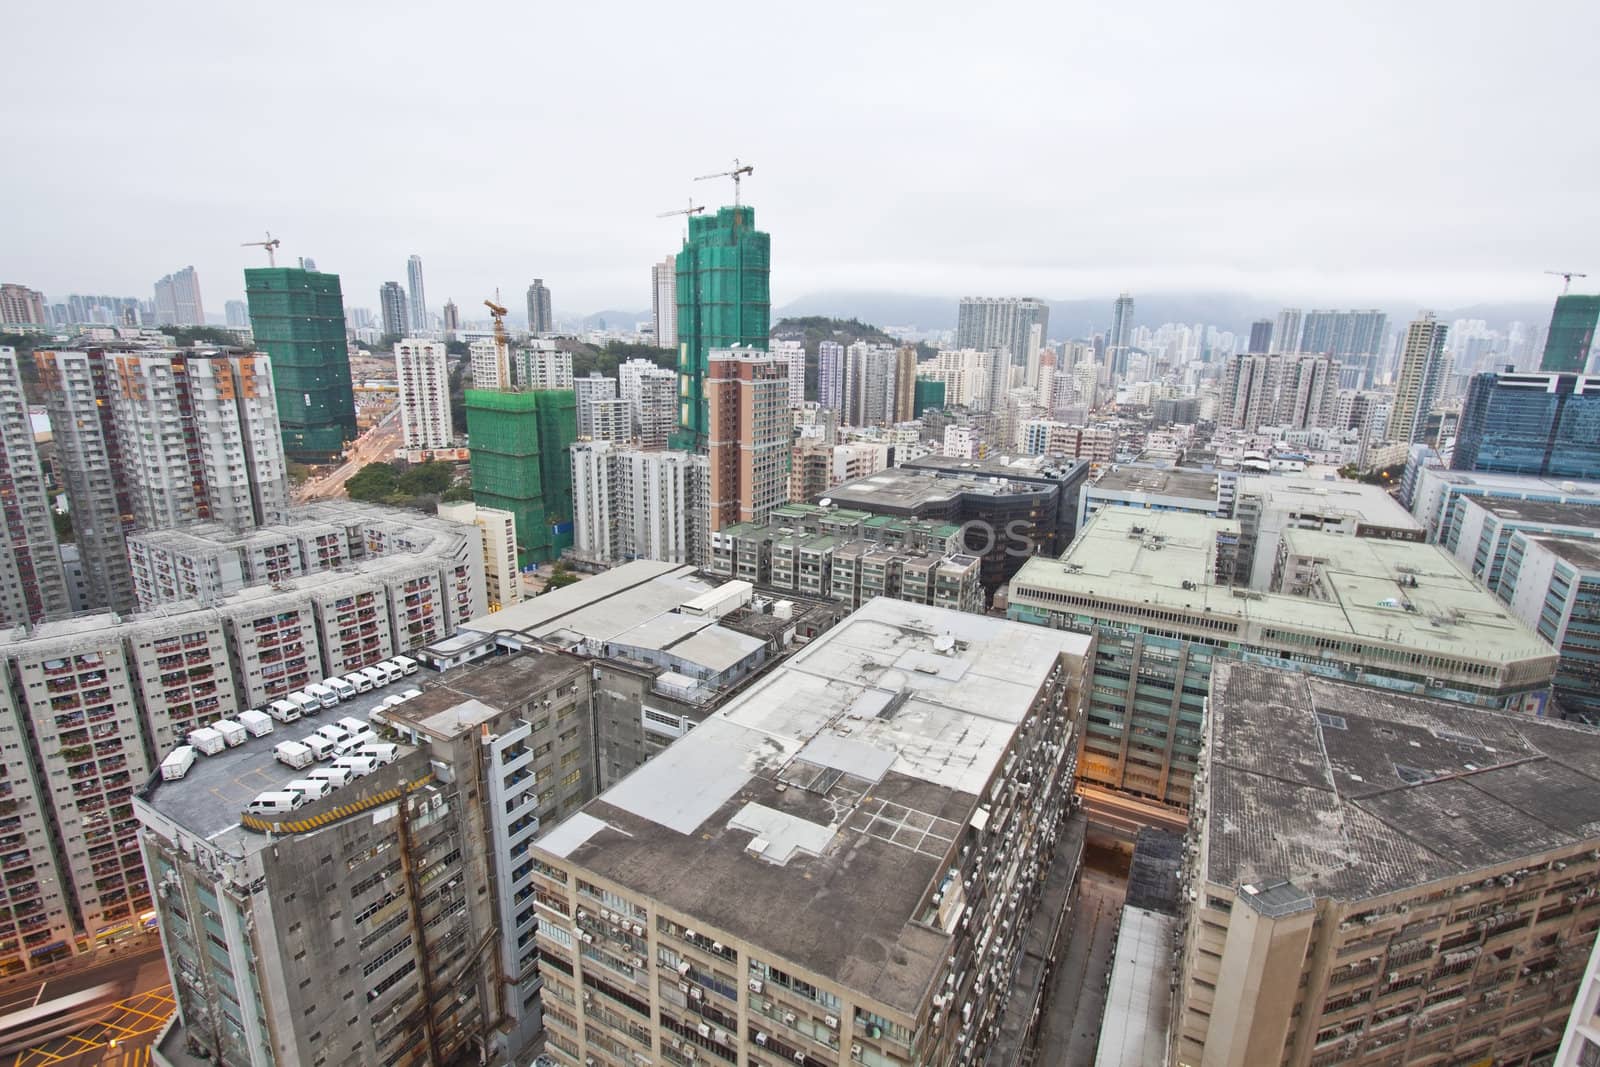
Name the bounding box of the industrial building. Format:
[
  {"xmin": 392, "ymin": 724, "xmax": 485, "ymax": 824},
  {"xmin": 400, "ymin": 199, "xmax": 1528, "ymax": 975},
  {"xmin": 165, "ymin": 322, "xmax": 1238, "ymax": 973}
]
[
  {"xmin": 1433, "ymin": 495, "xmax": 1600, "ymax": 594},
  {"xmin": 1174, "ymin": 662, "xmax": 1600, "ymax": 1067},
  {"xmin": 1453, "ymin": 371, "xmax": 1600, "ymax": 479},
  {"xmin": 530, "ymin": 598, "xmax": 1093, "ymax": 1067},
  {"xmin": 1232, "ymin": 475, "xmax": 1424, "ymax": 588},
  {"xmin": 1408, "ymin": 467, "xmax": 1600, "ymax": 545},
  {"xmin": 1502, "ymin": 535, "xmax": 1600, "ymax": 722},
  {"xmin": 1078, "ymin": 463, "xmax": 1234, "ymax": 530},
  {"xmin": 1007, "ymin": 508, "xmax": 1558, "ymax": 826}
]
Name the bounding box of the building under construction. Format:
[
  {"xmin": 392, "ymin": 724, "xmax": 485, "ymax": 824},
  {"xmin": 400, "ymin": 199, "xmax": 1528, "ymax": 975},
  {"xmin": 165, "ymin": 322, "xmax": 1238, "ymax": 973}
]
[{"xmin": 465, "ymin": 387, "xmax": 576, "ymax": 564}]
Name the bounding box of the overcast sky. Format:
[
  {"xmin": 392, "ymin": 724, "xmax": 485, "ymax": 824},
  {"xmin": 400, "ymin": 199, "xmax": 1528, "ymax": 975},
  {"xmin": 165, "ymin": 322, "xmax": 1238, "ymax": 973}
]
[{"xmin": 4, "ymin": 0, "xmax": 1597, "ymax": 320}]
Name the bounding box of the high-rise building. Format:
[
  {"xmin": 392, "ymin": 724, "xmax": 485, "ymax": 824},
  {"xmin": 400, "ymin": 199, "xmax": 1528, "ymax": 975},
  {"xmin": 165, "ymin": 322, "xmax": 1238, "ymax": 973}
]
[
  {"xmin": 570, "ymin": 441, "xmax": 707, "ymax": 565},
  {"xmin": 1540, "ymin": 293, "xmax": 1600, "ymax": 373},
  {"xmin": 153, "ymin": 266, "xmax": 205, "ymax": 326},
  {"xmin": 437, "ymin": 500, "xmax": 522, "ymax": 612},
  {"xmin": 466, "ymin": 388, "xmax": 576, "ymax": 562},
  {"xmin": 34, "ymin": 348, "xmax": 137, "ymax": 612},
  {"xmin": 1174, "ymin": 660, "xmax": 1600, "ymax": 1067},
  {"xmin": 223, "ymin": 299, "xmax": 250, "ymax": 328},
  {"xmin": 530, "ymin": 597, "xmax": 1092, "ymax": 1067},
  {"xmin": 956, "ymin": 296, "xmax": 1049, "ymax": 396},
  {"xmin": 842, "ymin": 342, "xmax": 896, "ymax": 427},
  {"xmin": 817, "ymin": 339, "xmax": 845, "ymax": 411},
  {"xmin": 247, "ymin": 267, "xmax": 357, "ymax": 462},
  {"xmin": 651, "ymin": 256, "xmax": 676, "ymax": 350},
  {"xmin": 1387, "ymin": 312, "xmax": 1449, "ymax": 446},
  {"xmin": 1108, "ymin": 292, "xmax": 1135, "ymax": 377},
  {"xmin": 378, "ymin": 280, "xmax": 408, "ymax": 337},
  {"xmin": 106, "ymin": 351, "xmax": 289, "ymax": 531},
  {"xmin": 707, "ymin": 347, "xmax": 789, "ymax": 530},
  {"xmin": 469, "ymin": 338, "xmax": 507, "ymax": 390},
  {"xmin": 771, "ymin": 338, "xmax": 806, "ymax": 407},
  {"xmin": 1270, "ymin": 306, "xmax": 1304, "ymax": 353},
  {"xmin": 894, "ymin": 344, "xmax": 917, "ymax": 422},
  {"xmin": 0, "ymin": 348, "xmax": 71, "ymax": 625},
  {"xmin": 394, "ymin": 338, "xmax": 453, "ymax": 452},
  {"xmin": 0, "ymin": 283, "xmax": 47, "ymax": 326},
  {"xmin": 1246, "ymin": 318, "xmax": 1272, "ymax": 354},
  {"xmin": 1452, "ymin": 370, "xmax": 1600, "ymax": 478},
  {"xmin": 674, "ymin": 206, "xmax": 771, "ymax": 448},
  {"xmin": 527, "ymin": 278, "xmax": 552, "ymax": 334},
  {"xmin": 1006, "ymin": 508, "xmax": 1557, "ymax": 820},
  {"xmin": 441, "ymin": 297, "xmax": 459, "ymax": 341},
  {"xmin": 573, "ymin": 372, "xmax": 618, "ymax": 439},
  {"xmin": 1217, "ymin": 353, "xmax": 1341, "ymax": 431},
  {"xmin": 619, "ymin": 358, "xmax": 677, "ymax": 449},
  {"xmin": 405, "ymin": 253, "xmax": 427, "ymax": 332},
  {"xmin": 1298, "ymin": 308, "xmax": 1388, "ymax": 360},
  {"xmin": 513, "ymin": 341, "xmax": 573, "ymax": 391}
]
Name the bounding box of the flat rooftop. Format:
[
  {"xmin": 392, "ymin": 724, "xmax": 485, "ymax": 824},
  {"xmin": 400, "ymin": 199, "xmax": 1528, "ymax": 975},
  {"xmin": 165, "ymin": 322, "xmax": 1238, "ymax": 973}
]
[
  {"xmin": 825, "ymin": 467, "xmax": 1051, "ymax": 511},
  {"xmin": 1532, "ymin": 535, "xmax": 1600, "ymax": 572},
  {"xmin": 1237, "ymin": 474, "xmax": 1422, "ymax": 531},
  {"xmin": 903, "ymin": 454, "xmax": 1086, "ymax": 482},
  {"xmin": 1010, "ymin": 508, "xmax": 1553, "ymax": 664},
  {"xmin": 535, "ymin": 598, "xmax": 1092, "ymax": 1015},
  {"xmin": 459, "ymin": 560, "xmax": 714, "ymax": 643},
  {"xmin": 1204, "ymin": 661, "xmax": 1600, "ymax": 901},
  {"xmin": 386, "ymin": 651, "xmax": 589, "ymax": 740},
  {"xmin": 1089, "ymin": 465, "xmax": 1221, "ymax": 502},
  {"xmin": 1425, "ymin": 470, "xmax": 1600, "ymax": 499},
  {"xmin": 139, "ymin": 670, "xmax": 426, "ymax": 854},
  {"xmin": 1094, "ymin": 906, "xmax": 1179, "ymax": 1067},
  {"xmin": 1468, "ymin": 497, "xmax": 1600, "ymax": 529}
]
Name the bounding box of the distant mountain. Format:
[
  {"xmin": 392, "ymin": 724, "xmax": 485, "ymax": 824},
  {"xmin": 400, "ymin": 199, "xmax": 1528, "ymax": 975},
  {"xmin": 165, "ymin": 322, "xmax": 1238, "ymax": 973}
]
[
  {"xmin": 573, "ymin": 309, "xmax": 651, "ymax": 331},
  {"xmin": 776, "ymin": 291, "xmax": 1558, "ymax": 340}
]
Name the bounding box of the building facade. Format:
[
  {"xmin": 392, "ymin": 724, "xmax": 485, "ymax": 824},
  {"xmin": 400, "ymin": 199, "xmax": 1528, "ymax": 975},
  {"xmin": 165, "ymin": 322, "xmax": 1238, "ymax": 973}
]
[
  {"xmin": 1541, "ymin": 293, "xmax": 1600, "ymax": 373},
  {"xmin": 379, "ymin": 280, "xmax": 408, "ymax": 338},
  {"xmin": 652, "ymin": 256, "xmax": 676, "ymax": 350},
  {"xmin": 1453, "ymin": 371, "xmax": 1600, "ymax": 479},
  {"xmin": 153, "ymin": 266, "xmax": 205, "ymax": 327},
  {"xmin": 528, "ymin": 278, "xmax": 553, "ymax": 334},
  {"xmin": 0, "ymin": 348, "xmax": 71, "ymax": 624},
  {"xmin": 1388, "ymin": 313, "xmax": 1449, "ymax": 446},
  {"xmin": 707, "ymin": 348, "xmax": 789, "ymax": 532},
  {"xmin": 466, "ymin": 388, "xmax": 577, "ymax": 563},
  {"xmin": 406, "ymin": 253, "xmax": 427, "ymax": 332},
  {"xmin": 394, "ymin": 337, "xmax": 453, "ymax": 452},
  {"xmin": 619, "ymin": 358, "xmax": 677, "ymax": 449}
]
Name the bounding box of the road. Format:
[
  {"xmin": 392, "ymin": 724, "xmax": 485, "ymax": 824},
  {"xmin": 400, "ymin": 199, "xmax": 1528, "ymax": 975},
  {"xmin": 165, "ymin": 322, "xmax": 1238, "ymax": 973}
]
[
  {"xmin": 1, "ymin": 944, "xmax": 172, "ymax": 1067},
  {"xmin": 295, "ymin": 405, "xmax": 402, "ymax": 502},
  {"xmin": 1034, "ymin": 858, "xmax": 1129, "ymax": 1067}
]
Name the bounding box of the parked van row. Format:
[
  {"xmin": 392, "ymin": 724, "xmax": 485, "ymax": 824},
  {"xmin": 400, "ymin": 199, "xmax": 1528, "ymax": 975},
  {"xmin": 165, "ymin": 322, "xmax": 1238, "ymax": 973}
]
[
  {"xmin": 157, "ymin": 656, "xmax": 419, "ymax": 784},
  {"xmin": 252, "ymin": 732, "xmax": 401, "ymax": 816}
]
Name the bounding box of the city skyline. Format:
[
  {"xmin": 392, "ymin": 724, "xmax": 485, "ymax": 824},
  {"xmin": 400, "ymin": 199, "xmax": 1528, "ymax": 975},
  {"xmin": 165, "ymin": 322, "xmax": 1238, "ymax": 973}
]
[{"xmin": 2, "ymin": 2, "xmax": 1596, "ymax": 313}]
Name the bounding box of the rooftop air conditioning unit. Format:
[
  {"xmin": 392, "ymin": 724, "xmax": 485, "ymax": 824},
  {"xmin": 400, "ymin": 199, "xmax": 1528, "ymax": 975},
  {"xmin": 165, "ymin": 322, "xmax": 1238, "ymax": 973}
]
[
  {"xmin": 697, "ymin": 1022, "xmax": 711, "ymax": 1038},
  {"xmin": 755, "ymin": 1032, "xmax": 769, "ymax": 1046},
  {"xmin": 749, "ymin": 979, "xmax": 764, "ymax": 994},
  {"xmin": 783, "ymin": 1011, "xmax": 797, "ymax": 1025},
  {"xmin": 825, "ymin": 1014, "xmax": 839, "ymax": 1029}
]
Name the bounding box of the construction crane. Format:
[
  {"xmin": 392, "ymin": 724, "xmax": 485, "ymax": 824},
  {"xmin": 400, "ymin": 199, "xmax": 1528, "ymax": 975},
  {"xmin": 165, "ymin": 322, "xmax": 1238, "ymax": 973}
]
[
  {"xmin": 1546, "ymin": 270, "xmax": 1589, "ymax": 294},
  {"xmin": 656, "ymin": 199, "xmax": 705, "ymax": 220},
  {"xmin": 694, "ymin": 158, "xmax": 754, "ymax": 206},
  {"xmin": 483, "ymin": 293, "xmax": 511, "ymax": 388},
  {"xmin": 240, "ymin": 231, "xmax": 281, "ymax": 267}
]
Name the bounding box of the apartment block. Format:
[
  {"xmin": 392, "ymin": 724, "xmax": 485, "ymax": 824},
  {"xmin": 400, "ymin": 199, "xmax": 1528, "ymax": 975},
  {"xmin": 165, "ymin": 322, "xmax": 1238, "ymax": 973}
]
[
  {"xmin": 619, "ymin": 359, "xmax": 678, "ymax": 450},
  {"xmin": 707, "ymin": 348, "xmax": 791, "ymax": 531},
  {"xmin": 1174, "ymin": 662, "xmax": 1600, "ymax": 1067},
  {"xmin": 514, "ymin": 342, "xmax": 574, "ymax": 391},
  {"xmin": 215, "ymin": 585, "xmax": 322, "ymax": 705},
  {"xmin": 0, "ymin": 679, "xmax": 74, "ymax": 973},
  {"xmin": 0, "ymin": 348, "xmax": 70, "ymax": 624},
  {"xmin": 1007, "ymin": 508, "xmax": 1559, "ymax": 824},
  {"xmin": 437, "ymin": 501, "xmax": 522, "ymax": 612},
  {"xmin": 394, "ymin": 337, "xmax": 453, "ymax": 452},
  {"xmin": 571, "ymin": 442, "xmax": 708, "ymax": 567},
  {"xmin": 530, "ymin": 599, "xmax": 1092, "ymax": 1067}
]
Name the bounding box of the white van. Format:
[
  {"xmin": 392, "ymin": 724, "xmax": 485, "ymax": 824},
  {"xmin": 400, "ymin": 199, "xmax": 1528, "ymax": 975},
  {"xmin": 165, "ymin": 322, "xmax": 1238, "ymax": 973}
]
[
  {"xmin": 359, "ymin": 743, "xmax": 400, "ymax": 767},
  {"xmin": 315, "ymin": 724, "xmax": 351, "ymax": 747},
  {"xmin": 332, "ymin": 755, "xmax": 377, "ymax": 779},
  {"xmin": 391, "ymin": 655, "xmax": 419, "ymax": 677},
  {"xmin": 268, "ymin": 699, "xmax": 302, "ymax": 724},
  {"xmin": 300, "ymin": 735, "xmax": 335, "ymax": 762},
  {"xmin": 396, "ymin": 687, "xmax": 422, "ymax": 703},
  {"xmin": 161, "ymin": 746, "xmax": 197, "ymax": 780},
  {"xmin": 308, "ymin": 766, "xmax": 353, "ymax": 789},
  {"xmin": 305, "ymin": 683, "xmax": 339, "ymax": 709},
  {"xmin": 287, "ymin": 692, "xmax": 320, "ymax": 716},
  {"xmin": 343, "ymin": 671, "xmax": 374, "ymax": 694},
  {"xmin": 358, "ymin": 666, "xmax": 387, "ymax": 690},
  {"xmin": 332, "ymin": 733, "xmax": 375, "ymax": 758},
  {"xmin": 238, "ymin": 709, "xmax": 274, "ymax": 737},
  {"xmin": 327, "ymin": 677, "xmax": 357, "ymax": 702},
  {"xmin": 284, "ymin": 778, "xmax": 332, "ymax": 802},
  {"xmin": 381, "ymin": 694, "xmax": 407, "ymax": 710},
  {"xmin": 375, "ymin": 660, "xmax": 404, "ymax": 685},
  {"xmin": 246, "ymin": 791, "xmax": 305, "ymax": 815},
  {"xmin": 274, "ymin": 740, "xmax": 314, "ymax": 770},
  {"xmin": 336, "ymin": 716, "xmax": 368, "ymax": 736}
]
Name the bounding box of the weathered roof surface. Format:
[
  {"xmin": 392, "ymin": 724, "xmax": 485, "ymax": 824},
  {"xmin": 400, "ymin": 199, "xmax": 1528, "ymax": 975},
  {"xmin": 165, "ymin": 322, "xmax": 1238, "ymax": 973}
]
[
  {"xmin": 1095, "ymin": 907, "xmax": 1179, "ymax": 1067},
  {"xmin": 537, "ymin": 598, "xmax": 1091, "ymax": 1014},
  {"xmin": 1204, "ymin": 662, "xmax": 1600, "ymax": 900}
]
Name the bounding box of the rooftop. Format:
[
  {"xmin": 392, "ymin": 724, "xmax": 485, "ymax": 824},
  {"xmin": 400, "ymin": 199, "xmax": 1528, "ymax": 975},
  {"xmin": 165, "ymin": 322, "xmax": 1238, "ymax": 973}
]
[
  {"xmin": 1470, "ymin": 497, "xmax": 1600, "ymax": 529},
  {"xmin": 139, "ymin": 671, "xmax": 426, "ymax": 854},
  {"xmin": 1203, "ymin": 661, "xmax": 1600, "ymax": 901},
  {"xmin": 1094, "ymin": 907, "xmax": 1179, "ymax": 1067},
  {"xmin": 1531, "ymin": 536, "xmax": 1600, "ymax": 572},
  {"xmin": 534, "ymin": 598, "xmax": 1092, "ymax": 1015},
  {"xmin": 1010, "ymin": 508, "xmax": 1554, "ymax": 664},
  {"xmin": 1422, "ymin": 469, "xmax": 1600, "ymax": 501},
  {"xmin": 1088, "ymin": 465, "xmax": 1222, "ymax": 502},
  {"xmin": 1237, "ymin": 474, "xmax": 1422, "ymax": 531},
  {"xmin": 386, "ymin": 651, "xmax": 589, "ymax": 740},
  {"xmin": 902, "ymin": 453, "xmax": 1088, "ymax": 483},
  {"xmin": 459, "ymin": 560, "xmax": 713, "ymax": 644},
  {"xmin": 825, "ymin": 467, "xmax": 1052, "ymax": 512}
]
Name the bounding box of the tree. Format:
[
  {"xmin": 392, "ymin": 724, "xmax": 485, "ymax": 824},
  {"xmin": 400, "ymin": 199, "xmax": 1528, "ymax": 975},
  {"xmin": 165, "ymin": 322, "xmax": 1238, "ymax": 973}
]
[
  {"xmin": 163, "ymin": 325, "xmax": 253, "ymax": 349},
  {"xmin": 286, "ymin": 461, "xmax": 313, "ymax": 486},
  {"xmin": 345, "ymin": 462, "xmax": 400, "ymax": 502},
  {"xmin": 544, "ymin": 564, "xmax": 580, "ymax": 593},
  {"xmin": 52, "ymin": 510, "xmax": 73, "ymax": 543},
  {"xmin": 396, "ymin": 461, "xmax": 455, "ymax": 497},
  {"xmin": 441, "ymin": 485, "xmax": 474, "ymax": 503}
]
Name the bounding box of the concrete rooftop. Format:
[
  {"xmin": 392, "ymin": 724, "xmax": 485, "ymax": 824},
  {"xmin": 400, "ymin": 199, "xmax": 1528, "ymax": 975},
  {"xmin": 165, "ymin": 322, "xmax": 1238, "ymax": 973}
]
[
  {"xmin": 534, "ymin": 598, "xmax": 1091, "ymax": 1015},
  {"xmin": 1204, "ymin": 661, "xmax": 1600, "ymax": 901}
]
